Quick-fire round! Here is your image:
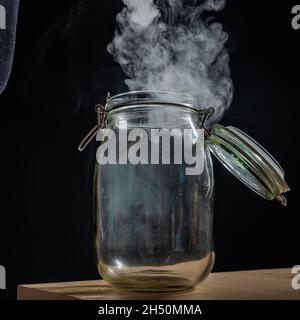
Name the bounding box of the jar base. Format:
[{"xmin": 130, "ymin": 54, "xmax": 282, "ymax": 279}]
[
  {"xmin": 110, "ymin": 278, "xmax": 196, "ymax": 293},
  {"xmin": 98, "ymin": 252, "xmax": 215, "ymax": 293}
]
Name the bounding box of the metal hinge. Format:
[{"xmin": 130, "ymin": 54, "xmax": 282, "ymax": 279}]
[{"xmin": 78, "ymin": 94, "xmax": 110, "ymax": 152}]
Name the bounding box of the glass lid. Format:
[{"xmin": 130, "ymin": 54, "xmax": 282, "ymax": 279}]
[{"xmin": 207, "ymin": 124, "xmax": 290, "ymax": 206}]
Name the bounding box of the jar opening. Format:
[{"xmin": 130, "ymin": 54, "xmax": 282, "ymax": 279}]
[{"xmin": 106, "ymin": 90, "xmax": 204, "ymax": 112}]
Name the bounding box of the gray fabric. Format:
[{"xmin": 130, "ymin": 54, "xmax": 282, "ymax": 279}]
[{"xmin": 0, "ymin": 0, "xmax": 19, "ymax": 94}]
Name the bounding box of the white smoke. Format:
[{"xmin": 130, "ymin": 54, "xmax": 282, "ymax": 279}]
[
  {"xmin": 122, "ymin": 0, "xmax": 160, "ymax": 27},
  {"xmin": 108, "ymin": 0, "xmax": 233, "ymax": 123}
]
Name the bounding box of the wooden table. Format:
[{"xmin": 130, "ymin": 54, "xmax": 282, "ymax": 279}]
[{"xmin": 17, "ymin": 268, "xmax": 300, "ymax": 300}]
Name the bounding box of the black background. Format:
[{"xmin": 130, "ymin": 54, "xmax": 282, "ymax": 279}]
[{"xmin": 0, "ymin": 0, "xmax": 299, "ymax": 300}]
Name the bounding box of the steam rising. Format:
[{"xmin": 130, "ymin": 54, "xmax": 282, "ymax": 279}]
[{"xmin": 108, "ymin": 0, "xmax": 233, "ymax": 123}]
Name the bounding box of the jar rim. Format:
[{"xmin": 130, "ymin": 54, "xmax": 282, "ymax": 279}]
[{"xmin": 106, "ymin": 90, "xmax": 205, "ymax": 112}]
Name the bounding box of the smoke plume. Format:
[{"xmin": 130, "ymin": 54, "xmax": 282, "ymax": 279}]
[{"xmin": 108, "ymin": 0, "xmax": 233, "ymax": 123}]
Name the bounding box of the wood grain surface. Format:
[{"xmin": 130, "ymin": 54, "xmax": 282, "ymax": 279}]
[{"xmin": 17, "ymin": 268, "xmax": 300, "ymax": 300}]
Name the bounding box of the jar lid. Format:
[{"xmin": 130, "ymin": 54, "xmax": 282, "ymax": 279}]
[{"xmin": 207, "ymin": 124, "xmax": 290, "ymax": 206}]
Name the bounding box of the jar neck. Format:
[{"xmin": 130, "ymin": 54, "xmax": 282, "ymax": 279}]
[
  {"xmin": 106, "ymin": 91, "xmax": 201, "ymax": 112},
  {"xmin": 107, "ymin": 105, "xmax": 200, "ymax": 130}
]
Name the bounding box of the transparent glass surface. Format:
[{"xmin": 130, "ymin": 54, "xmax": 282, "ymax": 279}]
[
  {"xmin": 207, "ymin": 124, "xmax": 290, "ymax": 202},
  {"xmin": 94, "ymin": 92, "xmax": 215, "ymax": 292},
  {"xmin": 106, "ymin": 90, "xmax": 199, "ymax": 111}
]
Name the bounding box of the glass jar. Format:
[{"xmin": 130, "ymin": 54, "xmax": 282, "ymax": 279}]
[{"xmin": 79, "ymin": 91, "xmax": 290, "ymax": 292}]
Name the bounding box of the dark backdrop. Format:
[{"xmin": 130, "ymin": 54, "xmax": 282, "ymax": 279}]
[{"xmin": 0, "ymin": 0, "xmax": 299, "ymax": 299}]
